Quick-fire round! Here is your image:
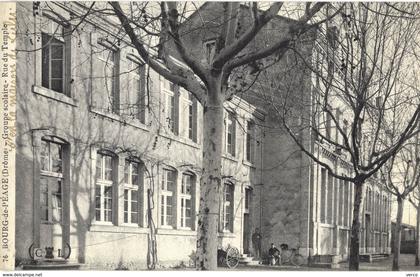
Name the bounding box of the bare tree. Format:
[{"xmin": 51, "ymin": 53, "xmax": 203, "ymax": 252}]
[
  {"xmin": 105, "ymin": 2, "xmax": 333, "ymax": 270},
  {"xmin": 408, "ymin": 140, "xmax": 420, "ymax": 267},
  {"xmin": 382, "ymin": 134, "xmax": 420, "ymax": 270},
  {"xmin": 256, "ymin": 2, "xmax": 420, "ymax": 270}
]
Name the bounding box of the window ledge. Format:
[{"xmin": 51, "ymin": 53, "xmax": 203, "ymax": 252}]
[
  {"xmin": 90, "ymin": 107, "xmax": 150, "ymax": 132},
  {"xmin": 222, "ymin": 154, "xmax": 238, "ymax": 163},
  {"xmin": 157, "ymin": 228, "xmax": 196, "ymax": 236},
  {"xmin": 242, "ymin": 160, "xmax": 256, "ymax": 168},
  {"xmin": 159, "ymin": 132, "xmax": 200, "ymax": 149},
  {"xmin": 33, "ymin": 85, "xmax": 77, "ymax": 107},
  {"xmin": 318, "ymin": 223, "xmax": 335, "ymax": 228},
  {"xmin": 89, "ymin": 223, "xmax": 148, "ymax": 234},
  {"xmin": 218, "ymin": 232, "xmax": 235, "ymax": 238}
]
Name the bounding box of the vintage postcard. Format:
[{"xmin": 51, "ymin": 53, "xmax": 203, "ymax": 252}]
[{"xmin": 1, "ymin": 1, "xmax": 419, "ymax": 276}]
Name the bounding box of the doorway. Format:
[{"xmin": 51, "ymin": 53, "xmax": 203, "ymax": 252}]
[
  {"xmin": 243, "ymin": 214, "xmax": 250, "ymax": 254},
  {"xmin": 365, "ymin": 214, "xmax": 371, "ymax": 253},
  {"xmin": 243, "ymin": 188, "xmax": 252, "ymax": 254}
]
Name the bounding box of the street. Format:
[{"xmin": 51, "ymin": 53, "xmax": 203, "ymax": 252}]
[{"xmin": 234, "ymin": 254, "xmax": 420, "ymax": 271}]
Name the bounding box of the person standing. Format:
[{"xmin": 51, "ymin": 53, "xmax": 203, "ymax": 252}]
[{"xmin": 252, "ymin": 228, "xmax": 262, "ymax": 262}]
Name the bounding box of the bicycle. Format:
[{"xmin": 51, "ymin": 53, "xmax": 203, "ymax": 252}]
[
  {"xmin": 279, "ymin": 244, "xmax": 306, "ymax": 267},
  {"xmin": 217, "ymin": 244, "xmax": 240, "ymax": 269}
]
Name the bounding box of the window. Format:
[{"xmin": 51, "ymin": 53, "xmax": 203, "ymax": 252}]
[
  {"xmin": 326, "ymin": 26, "xmax": 339, "ymax": 49},
  {"xmin": 376, "ymin": 192, "xmax": 380, "ymax": 230},
  {"xmin": 98, "ymin": 44, "xmax": 119, "ymax": 114},
  {"xmin": 41, "ymin": 20, "xmax": 69, "ymax": 95},
  {"xmin": 246, "ymin": 121, "xmax": 255, "ymax": 163},
  {"xmin": 180, "ymin": 173, "xmax": 195, "ymax": 229},
  {"xmin": 225, "ymin": 112, "xmax": 236, "ymax": 156},
  {"xmin": 338, "ymin": 179, "xmax": 344, "ymax": 225},
  {"xmin": 223, "ymin": 183, "xmax": 234, "ymax": 232},
  {"xmin": 40, "ymin": 140, "xmax": 64, "ymax": 223},
  {"xmin": 245, "ymin": 188, "xmax": 251, "ymax": 210},
  {"xmin": 187, "ymin": 93, "xmax": 198, "ymax": 142},
  {"xmin": 40, "ymin": 139, "xmax": 63, "ymax": 174},
  {"xmin": 161, "ymin": 168, "xmax": 176, "ymax": 227},
  {"xmin": 127, "ymin": 59, "xmax": 146, "ymax": 123},
  {"xmin": 327, "ymin": 172, "xmax": 334, "ymax": 224},
  {"xmin": 203, "ymin": 39, "xmax": 216, "ymax": 63},
  {"xmin": 344, "ymin": 180, "xmax": 349, "ymax": 226},
  {"xmin": 95, "ymin": 151, "xmax": 115, "ymax": 223},
  {"xmin": 375, "ymin": 96, "xmax": 383, "ymax": 109},
  {"xmin": 342, "ymin": 120, "xmax": 348, "ymax": 145},
  {"xmin": 325, "ymin": 112, "xmax": 332, "ymax": 140},
  {"xmin": 162, "ymin": 79, "xmax": 179, "ymax": 135},
  {"xmin": 123, "ymin": 160, "xmax": 142, "ymax": 224},
  {"xmin": 320, "ymin": 168, "xmax": 326, "ymax": 223}
]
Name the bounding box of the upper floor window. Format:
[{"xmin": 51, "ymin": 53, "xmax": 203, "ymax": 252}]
[
  {"xmin": 98, "ymin": 43, "xmax": 120, "ymax": 114},
  {"xmin": 160, "ymin": 168, "xmax": 176, "ymax": 227},
  {"xmin": 127, "ymin": 58, "xmax": 146, "ymax": 123},
  {"xmin": 180, "ymin": 173, "xmax": 195, "ymax": 229},
  {"xmin": 225, "ymin": 112, "xmax": 236, "ymax": 156},
  {"xmin": 325, "ymin": 112, "xmax": 332, "ymax": 141},
  {"xmin": 246, "ymin": 121, "xmax": 255, "ymax": 163},
  {"xmin": 203, "ymin": 39, "xmax": 216, "ymax": 63},
  {"xmin": 244, "ymin": 188, "xmax": 251, "ymax": 211},
  {"xmin": 187, "ymin": 92, "xmax": 198, "ymax": 142},
  {"xmin": 123, "ymin": 159, "xmax": 142, "ymax": 225},
  {"xmin": 326, "ymin": 26, "xmax": 339, "ymax": 49},
  {"xmin": 95, "ymin": 151, "xmax": 115, "ymax": 223},
  {"xmin": 41, "ymin": 20, "xmax": 70, "ymax": 95},
  {"xmin": 162, "ymin": 79, "xmax": 179, "ymax": 135},
  {"xmin": 342, "ymin": 120, "xmax": 348, "ymax": 145},
  {"xmin": 223, "ymin": 182, "xmax": 234, "ymax": 232}
]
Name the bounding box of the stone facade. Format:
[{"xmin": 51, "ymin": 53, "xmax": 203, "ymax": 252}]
[
  {"xmin": 15, "ymin": 2, "xmax": 264, "ymax": 268},
  {"xmin": 14, "ymin": 2, "xmax": 392, "ymax": 269}
]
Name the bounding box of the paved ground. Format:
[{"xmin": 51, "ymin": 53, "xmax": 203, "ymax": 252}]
[{"xmin": 233, "ymin": 254, "xmax": 420, "ymax": 271}]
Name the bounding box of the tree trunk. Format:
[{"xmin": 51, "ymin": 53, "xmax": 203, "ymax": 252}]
[
  {"xmin": 416, "ymin": 201, "xmax": 420, "ymax": 266},
  {"xmin": 393, "ymin": 197, "xmax": 404, "ymax": 271},
  {"xmin": 349, "ymin": 179, "xmax": 364, "ymax": 270},
  {"xmin": 196, "ymin": 82, "xmax": 224, "ymax": 270}
]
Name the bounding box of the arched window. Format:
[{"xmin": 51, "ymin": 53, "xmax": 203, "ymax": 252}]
[{"xmin": 95, "ymin": 150, "xmax": 117, "ymax": 223}]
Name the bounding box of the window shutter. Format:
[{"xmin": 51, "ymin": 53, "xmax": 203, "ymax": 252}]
[
  {"xmin": 232, "ymin": 117, "xmax": 236, "ymax": 156},
  {"xmin": 139, "ymin": 64, "xmax": 146, "ymax": 123},
  {"xmin": 173, "ymin": 85, "xmax": 180, "ymax": 135},
  {"xmin": 192, "ymin": 100, "xmax": 198, "ymax": 142}
]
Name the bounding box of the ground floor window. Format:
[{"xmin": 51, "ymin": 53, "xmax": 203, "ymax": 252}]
[
  {"xmin": 223, "ymin": 183, "xmax": 234, "ymax": 232},
  {"xmin": 160, "ymin": 168, "xmax": 176, "ymax": 227},
  {"xmin": 124, "ymin": 189, "xmax": 138, "ymax": 224},
  {"xmin": 95, "ymin": 151, "xmax": 115, "ymax": 223},
  {"xmin": 180, "ymin": 173, "xmax": 194, "ymax": 229},
  {"xmin": 123, "ymin": 160, "xmax": 142, "ymax": 225}
]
